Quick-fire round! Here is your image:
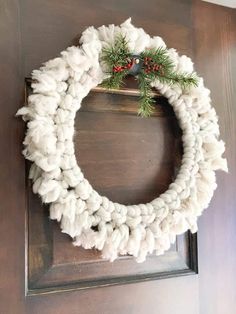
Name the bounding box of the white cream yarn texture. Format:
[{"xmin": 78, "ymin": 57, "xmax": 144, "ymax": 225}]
[{"xmin": 17, "ymin": 19, "xmax": 228, "ymax": 263}]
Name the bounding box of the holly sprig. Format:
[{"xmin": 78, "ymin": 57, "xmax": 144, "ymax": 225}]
[{"xmin": 101, "ymin": 35, "xmax": 198, "ymax": 117}]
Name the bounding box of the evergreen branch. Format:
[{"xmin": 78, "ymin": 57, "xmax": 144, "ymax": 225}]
[
  {"xmin": 138, "ymin": 72, "xmax": 155, "ymax": 117},
  {"xmin": 101, "ymin": 34, "xmax": 131, "ymax": 68},
  {"xmin": 141, "ymin": 47, "xmax": 175, "ymax": 73},
  {"xmin": 100, "ymin": 34, "xmax": 199, "ymax": 117},
  {"xmin": 165, "ymin": 72, "xmax": 198, "ymax": 89},
  {"xmin": 152, "ymin": 71, "xmax": 198, "ymax": 90},
  {"xmin": 141, "ymin": 47, "xmax": 198, "ymax": 90},
  {"xmin": 101, "ymin": 34, "xmax": 132, "ymax": 90},
  {"xmin": 101, "ymin": 71, "xmax": 127, "ymax": 89}
]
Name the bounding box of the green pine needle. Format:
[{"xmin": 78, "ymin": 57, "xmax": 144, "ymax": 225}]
[
  {"xmin": 100, "ymin": 34, "xmax": 198, "ymax": 117},
  {"xmin": 101, "ymin": 34, "xmax": 131, "ymax": 67},
  {"xmin": 138, "ymin": 73, "xmax": 155, "ymax": 117},
  {"xmin": 101, "ymin": 72, "xmax": 125, "ymax": 90},
  {"xmin": 101, "ymin": 34, "xmax": 132, "ymax": 90},
  {"xmin": 140, "ymin": 47, "xmax": 198, "ymax": 89}
]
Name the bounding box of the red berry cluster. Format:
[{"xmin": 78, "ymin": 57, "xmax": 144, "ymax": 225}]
[
  {"xmin": 144, "ymin": 57, "xmax": 162, "ymax": 74},
  {"xmin": 113, "ymin": 59, "xmax": 133, "ymax": 73}
]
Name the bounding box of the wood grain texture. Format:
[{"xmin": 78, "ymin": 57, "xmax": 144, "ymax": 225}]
[
  {"xmin": 21, "ymin": 1, "xmax": 199, "ymax": 312},
  {"xmin": 26, "ymin": 81, "xmax": 197, "ymax": 295},
  {"xmin": 26, "ymin": 276, "xmax": 199, "ymax": 314},
  {"xmin": 193, "ymin": 2, "xmax": 236, "ymax": 313},
  {"xmin": 20, "ymin": 0, "xmax": 194, "ymax": 75},
  {"xmin": 76, "ymin": 92, "xmax": 179, "ymax": 205},
  {"xmin": 27, "ymin": 191, "xmax": 196, "ymax": 294},
  {"xmin": 1, "ymin": 0, "xmax": 235, "ymax": 313},
  {"xmin": 0, "ymin": 0, "xmax": 26, "ymax": 313}
]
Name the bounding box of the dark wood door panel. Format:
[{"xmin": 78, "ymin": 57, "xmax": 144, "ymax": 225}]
[
  {"xmin": 28, "ymin": 193, "xmax": 197, "ymax": 294},
  {"xmin": 26, "ymin": 276, "xmax": 199, "ymax": 314},
  {"xmin": 20, "ymin": 0, "xmax": 194, "ymax": 76},
  {"xmin": 21, "ymin": 0, "xmax": 198, "ymax": 299},
  {"xmin": 76, "ymin": 96, "xmax": 179, "ymax": 204},
  {"xmin": 26, "ymin": 80, "xmax": 197, "ymax": 295},
  {"xmin": 2, "ymin": 0, "xmax": 235, "ymax": 313}
]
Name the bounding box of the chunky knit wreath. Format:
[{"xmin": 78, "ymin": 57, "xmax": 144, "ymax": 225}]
[{"xmin": 17, "ymin": 19, "xmax": 227, "ymax": 262}]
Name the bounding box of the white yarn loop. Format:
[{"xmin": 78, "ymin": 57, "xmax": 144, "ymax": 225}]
[{"xmin": 17, "ymin": 19, "xmax": 227, "ymax": 263}]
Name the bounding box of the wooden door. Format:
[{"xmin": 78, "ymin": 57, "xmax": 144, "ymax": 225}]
[{"xmin": 0, "ymin": 1, "xmax": 235, "ymax": 313}]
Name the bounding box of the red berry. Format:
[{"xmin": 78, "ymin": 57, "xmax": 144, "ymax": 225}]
[{"xmin": 153, "ymin": 64, "xmax": 158, "ymax": 71}]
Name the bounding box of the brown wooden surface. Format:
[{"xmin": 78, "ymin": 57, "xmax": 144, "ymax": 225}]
[
  {"xmin": 0, "ymin": 1, "xmax": 235, "ymax": 314},
  {"xmin": 26, "ymin": 81, "xmax": 197, "ymax": 295},
  {"xmin": 0, "ymin": 1, "xmax": 26, "ymax": 314},
  {"xmin": 193, "ymin": 2, "xmax": 236, "ymax": 314}
]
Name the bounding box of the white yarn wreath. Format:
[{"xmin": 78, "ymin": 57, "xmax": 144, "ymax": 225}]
[{"xmin": 17, "ymin": 19, "xmax": 227, "ymax": 262}]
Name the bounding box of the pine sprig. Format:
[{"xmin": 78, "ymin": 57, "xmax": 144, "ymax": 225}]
[
  {"xmin": 138, "ymin": 73, "xmax": 155, "ymax": 117},
  {"xmin": 141, "ymin": 47, "xmax": 174, "ymax": 73},
  {"xmin": 162, "ymin": 72, "xmax": 198, "ymax": 89},
  {"xmin": 140, "ymin": 47, "xmax": 198, "ymax": 89},
  {"xmin": 100, "ymin": 34, "xmax": 198, "ymax": 117},
  {"xmin": 101, "ymin": 34, "xmax": 131, "ymax": 66},
  {"xmin": 101, "ymin": 34, "xmax": 132, "ymax": 90},
  {"xmin": 101, "ymin": 72, "xmax": 126, "ymax": 89}
]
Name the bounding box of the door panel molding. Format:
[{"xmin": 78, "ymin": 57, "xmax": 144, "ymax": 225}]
[{"xmin": 25, "ymin": 78, "xmax": 198, "ymax": 296}]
